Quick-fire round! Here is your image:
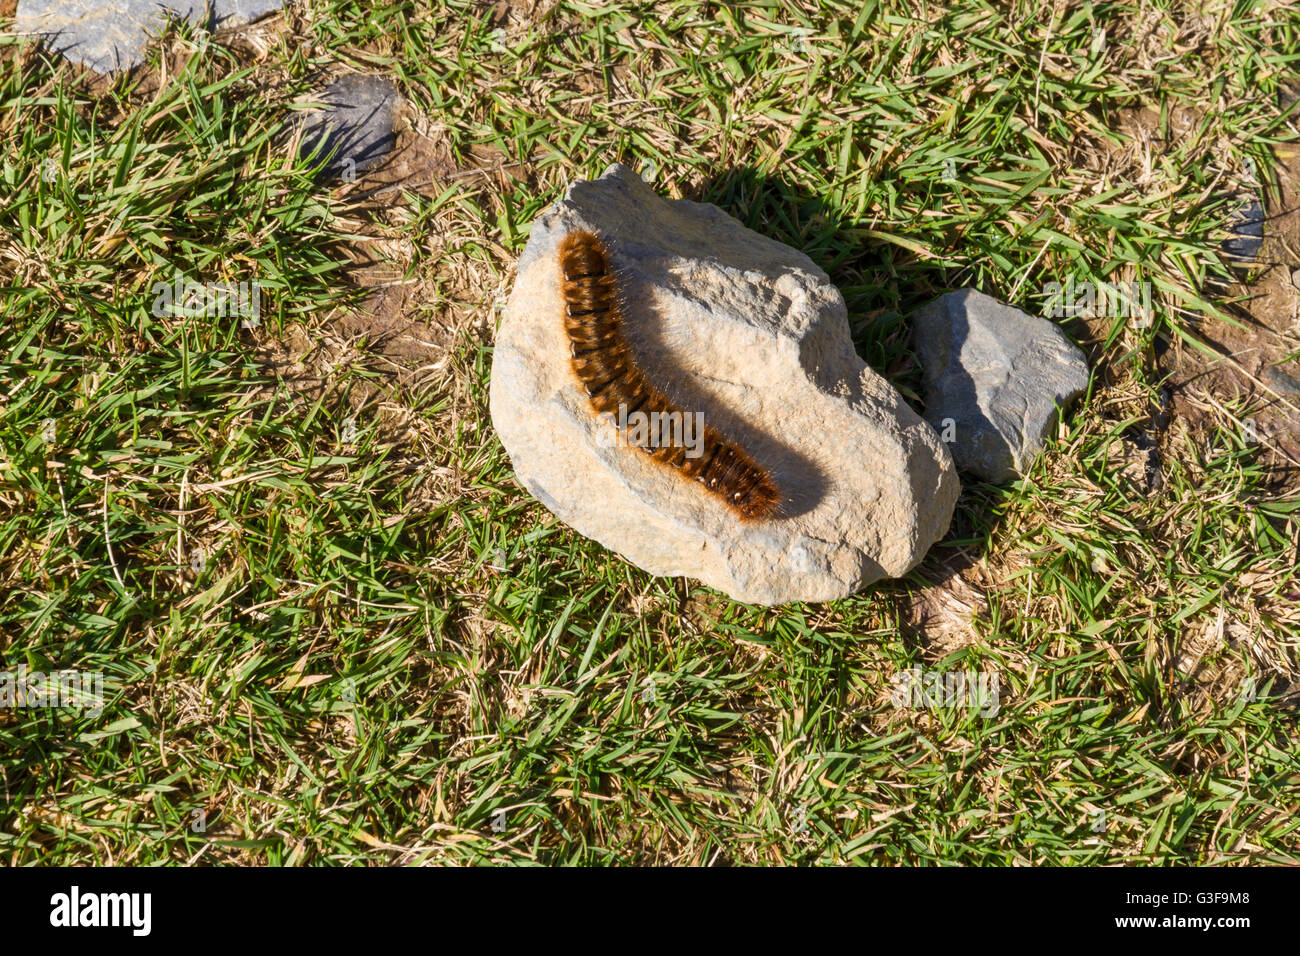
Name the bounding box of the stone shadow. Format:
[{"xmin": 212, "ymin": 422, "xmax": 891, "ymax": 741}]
[{"xmin": 680, "ymin": 164, "xmax": 1013, "ymax": 588}]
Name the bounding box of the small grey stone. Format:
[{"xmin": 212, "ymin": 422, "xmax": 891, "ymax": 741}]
[
  {"xmin": 1281, "ymin": 79, "xmax": 1300, "ymax": 112},
  {"xmin": 1261, "ymin": 364, "xmax": 1300, "ymax": 401},
  {"xmin": 298, "ymin": 75, "xmax": 400, "ymax": 181},
  {"xmin": 913, "ymin": 289, "xmax": 1089, "ymax": 484},
  {"xmin": 490, "ymin": 164, "xmax": 959, "ymax": 605},
  {"xmin": 1222, "ymin": 198, "xmax": 1264, "ymax": 267},
  {"xmin": 13, "ymin": 0, "xmax": 286, "ymax": 74}
]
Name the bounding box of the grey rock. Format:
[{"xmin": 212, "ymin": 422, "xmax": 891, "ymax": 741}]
[
  {"xmin": 1282, "ymin": 79, "xmax": 1300, "ymax": 112},
  {"xmin": 13, "ymin": 0, "xmax": 285, "ymax": 74},
  {"xmin": 298, "ymin": 74, "xmax": 401, "ymax": 181},
  {"xmin": 1262, "ymin": 363, "xmax": 1300, "ymax": 401},
  {"xmin": 490, "ymin": 164, "xmax": 959, "ymax": 606},
  {"xmin": 1222, "ymin": 198, "xmax": 1265, "ymax": 267},
  {"xmin": 913, "ymin": 289, "xmax": 1089, "ymax": 484}
]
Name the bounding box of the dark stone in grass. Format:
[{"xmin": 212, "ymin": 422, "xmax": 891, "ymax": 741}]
[
  {"xmin": 1262, "ymin": 364, "xmax": 1300, "ymax": 402},
  {"xmin": 298, "ymin": 75, "xmax": 401, "ymax": 182},
  {"xmin": 12, "ymin": 0, "xmax": 286, "ymax": 74},
  {"xmin": 913, "ymin": 289, "xmax": 1090, "ymax": 484},
  {"xmin": 1281, "ymin": 79, "xmax": 1300, "ymax": 112},
  {"xmin": 1221, "ymin": 198, "xmax": 1265, "ymax": 268}
]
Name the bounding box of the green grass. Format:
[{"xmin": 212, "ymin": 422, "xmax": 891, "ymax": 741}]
[{"xmin": 1, "ymin": 0, "xmax": 1298, "ymax": 864}]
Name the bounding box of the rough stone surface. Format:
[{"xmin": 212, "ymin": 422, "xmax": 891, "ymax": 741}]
[
  {"xmin": 913, "ymin": 289, "xmax": 1089, "ymax": 484},
  {"xmin": 13, "ymin": 1, "xmax": 285, "ymax": 74},
  {"xmin": 1222, "ymin": 197, "xmax": 1265, "ymax": 268},
  {"xmin": 298, "ymin": 74, "xmax": 400, "ymax": 181},
  {"xmin": 491, "ymin": 164, "xmax": 959, "ymax": 606}
]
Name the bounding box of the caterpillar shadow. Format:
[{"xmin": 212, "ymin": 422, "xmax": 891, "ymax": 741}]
[{"xmin": 610, "ymin": 263, "xmax": 829, "ymax": 521}]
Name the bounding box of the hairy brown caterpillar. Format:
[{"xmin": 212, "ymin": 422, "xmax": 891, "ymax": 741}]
[{"xmin": 559, "ymin": 229, "xmax": 781, "ymax": 522}]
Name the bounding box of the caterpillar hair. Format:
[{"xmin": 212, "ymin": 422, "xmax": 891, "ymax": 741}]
[{"xmin": 558, "ymin": 229, "xmax": 781, "ymax": 522}]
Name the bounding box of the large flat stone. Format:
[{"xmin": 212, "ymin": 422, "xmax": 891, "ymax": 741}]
[
  {"xmin": 491, "ymin": 164, "xmax": 959, "ymax": 605},
  {"xmin": 13, "ymin": 1, "xmax": 285, "ymax": 74}
]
